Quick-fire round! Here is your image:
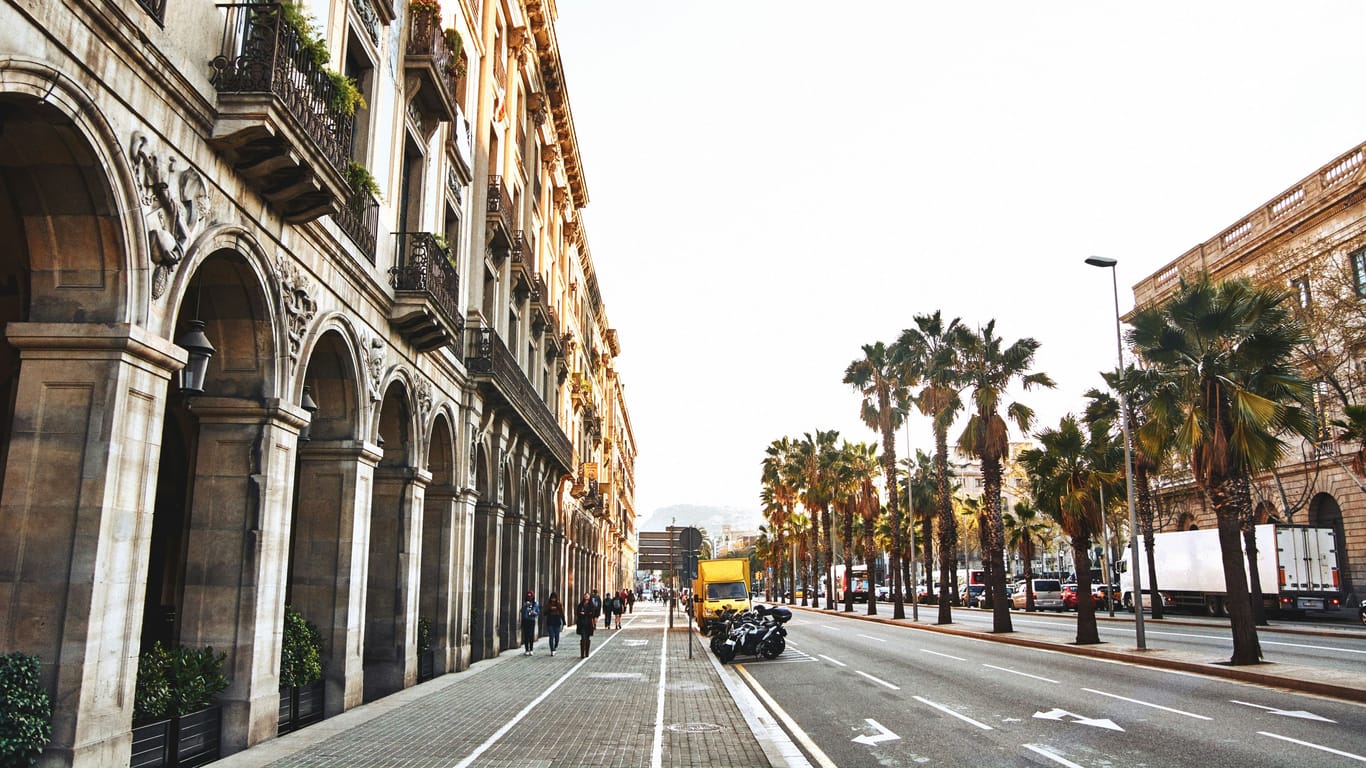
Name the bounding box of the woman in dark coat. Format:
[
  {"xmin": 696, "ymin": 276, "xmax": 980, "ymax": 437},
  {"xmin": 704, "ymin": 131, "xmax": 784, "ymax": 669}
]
[{"xmin": 575, "ymin": 593, "xmax": 597, "ymax": 658}]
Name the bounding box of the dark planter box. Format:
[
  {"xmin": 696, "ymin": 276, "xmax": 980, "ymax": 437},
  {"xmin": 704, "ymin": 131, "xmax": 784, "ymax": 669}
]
[
  {"xmin": 128, "ymin": 706, "xmax": 220, "ymax": 768},
  {"xmin": 278, "ymin": 680, "xmax": 325, "ymax": 734},
  {"xmin": 418, "ymin": 648, "xmax": 435, "ymax": 682}
]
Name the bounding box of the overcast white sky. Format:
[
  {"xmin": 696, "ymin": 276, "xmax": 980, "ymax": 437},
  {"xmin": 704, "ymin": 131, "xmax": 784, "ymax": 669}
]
[{"xmin": 554, "ymin": 2, "xmax": 1366, "ymax": 523}]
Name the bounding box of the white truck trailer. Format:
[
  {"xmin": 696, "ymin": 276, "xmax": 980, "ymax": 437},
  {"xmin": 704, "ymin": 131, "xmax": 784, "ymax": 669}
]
[{"xmin": 1118, "ymin": 524, "xmax": 1343, "ymax": 616}]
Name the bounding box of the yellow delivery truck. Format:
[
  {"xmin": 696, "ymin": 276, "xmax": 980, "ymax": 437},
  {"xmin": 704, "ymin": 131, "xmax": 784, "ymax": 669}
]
[{"xmin": 692, "ymin": 558, "xmax": 752, "ymax": 635}]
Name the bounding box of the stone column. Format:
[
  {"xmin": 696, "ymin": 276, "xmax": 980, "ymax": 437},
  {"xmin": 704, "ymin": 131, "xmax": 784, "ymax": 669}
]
[
  {"xmin": 290, "ymin": 440, "xmax": 381, "ymax": 716},
  {"xmin": 421, "ymin": 483, "xmax": 458, "ymax": 676},
  {"xmin": 499, "ymin": 510, "xmax": 525, "ymax": 649},
  {"xmin": 471, "ymin": 501, "xmax": 502, "ymax": 661},
  {"xmin": 178, "ymin": 396, "xmax": 309, "ymax": 754},
  {"xmin": 452, "ymin": 487, "xmax": 478, "ymax": 671},
  {"xmin": 363, "ymin": 466, "xmax": 429, "ymax": 700},
  {"xmin": 0, "ymin": 323, "xmax": 184, "ymax": 768}
]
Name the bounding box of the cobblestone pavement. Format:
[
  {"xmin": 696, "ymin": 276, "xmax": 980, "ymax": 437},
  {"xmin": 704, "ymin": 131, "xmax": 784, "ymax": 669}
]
[{"xmin": 212, "ymin": 600, "xmax": 787, "ymax": 768}]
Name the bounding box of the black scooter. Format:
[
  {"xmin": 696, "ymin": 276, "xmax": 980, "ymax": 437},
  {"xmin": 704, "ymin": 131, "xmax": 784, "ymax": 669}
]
[
  {"xmin": 1358, "ymin": 598, "xmax": 1365, "ymax": 626},
  {"xmin": 716, "ymin": 605, "xmax": 791, "ymax": 663}
]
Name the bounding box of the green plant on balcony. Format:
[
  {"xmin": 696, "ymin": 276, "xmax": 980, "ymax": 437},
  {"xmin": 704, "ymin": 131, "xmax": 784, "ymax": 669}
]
[
  {"xmin": 444, "ymin": 28, "xmax": 466, "ymax": 78},
  {"xmin": 411, "ymin": 0, "xmax": 441, "ymax": 16},
  {"xmin": 0, "ymin": 653, "xmax": 52, "ymax": 768},
  {"xmin": 277, "ymin": 2, "xmax": 368, "ymax": 117},
  {"xmin": 345, "ymin": 162, "xmax": 381, "ymax": 200}
]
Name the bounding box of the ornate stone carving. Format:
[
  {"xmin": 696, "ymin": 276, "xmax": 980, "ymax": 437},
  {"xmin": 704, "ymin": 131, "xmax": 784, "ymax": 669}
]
[
  {"xmin": 130, "ymin": 131, "xmax": 213, "ymax": 300},
  {"xmin": 274, "ymin": 258, "xmax": 317, "ymax": 371},
  {"xmin": 415, "ymin": 376, "xmax": 433, "ymax": 423},
  {"xmin": 359, "ymin": 328, "xmax": 387, "ymax": 401}
]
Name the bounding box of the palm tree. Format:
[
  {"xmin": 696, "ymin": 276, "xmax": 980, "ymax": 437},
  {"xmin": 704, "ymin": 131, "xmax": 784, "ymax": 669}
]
[
  {"xmin": 1004, "ymin": 500, "xmax": 1051, "ymax": 610},
  {"xmin": 898, "ymin": 311, "xmax": 972, "ymax": 624},
  {"xmin": 761, "ymin": 438, "xmax": 799, "ymax": 604},
  {"xmin": 792, "ymin": 430, "xmax": 840, "ymax": 609},
  {"xmin": 957, "ymin": 320, "xmax": 1056, "ymax": 633},
  {"xmin": 1129, "ymin": 273, "xmax": 1317, "ymax": 665},
  {"xmin": 1019, "ymin": 415, "xmax": 1112, "ymax": 644},
  {"xmin": 833, "ymin": 441, "xmax": 880, "ymax": 613},
  {"xmin": 845, "ymin": 342, "xmax": 912, "ymax": 619},
  {"xmin": 904, "ymin": 449, "xmax": 941, "ymax": 608},
  {"xmin": 859, "ymin": 477, "xmax": 884, "ymax": 616}
]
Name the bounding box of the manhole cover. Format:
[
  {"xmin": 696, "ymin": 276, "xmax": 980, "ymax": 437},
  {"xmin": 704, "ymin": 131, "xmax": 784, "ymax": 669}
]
[{"xmin": 668, "ymin": 722, "xmax": 723, "ymax": 733}]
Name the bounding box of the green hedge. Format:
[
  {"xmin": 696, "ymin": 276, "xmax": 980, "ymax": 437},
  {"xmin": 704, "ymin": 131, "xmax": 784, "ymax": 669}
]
[
  {"xmin": 280, "ymin": 607, "xmax": 325, "ymax": 689},
  {"xmin": 0, "ymin": 653, "xmax": 52, "ymax": 768}
]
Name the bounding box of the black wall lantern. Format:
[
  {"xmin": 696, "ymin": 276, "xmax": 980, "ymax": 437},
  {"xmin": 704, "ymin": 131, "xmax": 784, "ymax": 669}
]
[
  {"xmin": 175, "ymin": 319, "xmax": 215, "ymax": 395},
  {"xmin": 300, "ymin": 385, "xmax": 319, "ymax": 442}
]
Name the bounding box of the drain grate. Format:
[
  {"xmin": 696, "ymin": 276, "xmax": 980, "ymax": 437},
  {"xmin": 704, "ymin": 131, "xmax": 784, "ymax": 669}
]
[{"xmin": 668, "ymin": 722, "xmax": 723, "ymax": 733}]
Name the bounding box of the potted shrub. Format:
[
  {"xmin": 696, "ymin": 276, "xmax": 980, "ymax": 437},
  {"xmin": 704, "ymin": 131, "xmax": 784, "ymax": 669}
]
[
  {"xmin": 131, "ymin": 643, "xmax": 228, "ymax": 768},
  {"xmin": 0, "ymin": 653, "xmax": 52, "ymax": 768},
  {"xmin": 278, "ymin": 607, "xmax": 325, "ymax": 733},
  {"xmin": 417, "ymin": 616, "xmax": 434, "ymax": 682}
]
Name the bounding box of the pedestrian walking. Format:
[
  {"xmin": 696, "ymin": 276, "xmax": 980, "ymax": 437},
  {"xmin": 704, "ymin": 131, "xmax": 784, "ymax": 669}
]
[
  {"xmin": 520, "ymin": 590, "xmax": 539, "ymax": 656},
  {"xmin": 575, "ymin": 593, "xmax": 596, "ymax": 658},
  {"xmin": 602, "ymin": 589, "xmax": 615, "ymax": 629},
  {"xmin": 612, "ymin": 592, "xmax": 624, "ymax": 629},
  {"xmin": 545, "ymin": 592, "xmax": 565, "ymax": 656},
  {"xmin": 626, "ymin": 588, "xmax": 635, "ymax": 614}
]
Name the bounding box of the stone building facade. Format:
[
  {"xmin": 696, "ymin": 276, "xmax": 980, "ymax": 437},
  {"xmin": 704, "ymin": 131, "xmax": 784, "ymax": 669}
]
[
  {"xmin": 1130, "ymin": 141, "xmax": 1366, "ymax": 608},
  {"xmin": 0, "ymin": 0, "xmax": 636, "ymax": 765}
]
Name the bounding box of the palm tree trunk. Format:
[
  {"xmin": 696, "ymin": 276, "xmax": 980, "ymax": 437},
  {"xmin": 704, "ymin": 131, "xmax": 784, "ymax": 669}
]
[
  {"xmin": 823, "ymin": 506, "xmax": 836, "ymax": 610},
  {"xmin": 863, "ymin": 523, "xmax": 878, "ymax": 616},
  {"xmin": 879, "ymin": 422, "xmax": 906, "ymax": 620},
  {"xmin": 1072, "ymin": 534, "xmax": 1101, "ymax": 644},
  {"xmin": 1136, "ymin": 464, "xmax": 1163, "ymax": 619},
  {"xmin": 1023, "ymin": 539, "xmax": 1035, "ymax": 611},
  {"xmin": 1209, "ymin": 477, "xmax": 1263, "ymax": 664},
  {"xmin": 809, "ymin": 517, "xmax": 821, "ymax": 608},
  {"xmin": 1235, "ymin": 475, "xmax": 1269, "ymax": 626},
  {"xmin": 921, "ymin": 507, "xmax": 933, "ymax": 612},
  {"xmin": 935, "ymin": 428, "xmax": 955, "ymax": 625},
  {"xmin": 842, "ymin": 509, "xmax": 855, "ymax": 613},
  {"xmin": 983, "ymin": 457, "xmax": 1013, "ymax": 633},
  {"xmin": 976, "ymin": 515, "xmax": 992, "ymax": 607}
]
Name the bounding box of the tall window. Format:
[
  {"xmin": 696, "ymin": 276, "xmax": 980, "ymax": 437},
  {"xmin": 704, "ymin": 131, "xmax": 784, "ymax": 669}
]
[
  {"xmin": 1351, "ymin": 249, "xmax": 1366, "ymax": 297},
  {"xmin": 345, "ymin": 33, "xmax": 376, "ymax": 164},
  {"xmin": 1291, "ymin": 276, "xmax": 1311, "ymax": 309}
]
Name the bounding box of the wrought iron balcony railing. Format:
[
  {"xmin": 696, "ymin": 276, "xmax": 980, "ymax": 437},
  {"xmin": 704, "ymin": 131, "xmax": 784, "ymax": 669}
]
[
  {"xmin": 486, "ymin": 176, "xmax": 515, "ymax": 245},
  {"xmin": 209, "ymin": 2, "xmax": 353, "ymax": 222},
  {"xmin": 466, "ymin": 327, "xmax": 572, "ymax": 469},
  {"xmin": 389, "ymin": 232, "xmax": 463, "ymax": 353},
  {"xmin": 404, "ymin": 1, "xmax": 457, "ymax": 123},
  {"xmin": 211, "ymin": 3, "xmax": 352, "ymax": 172},
  {"xmin": 336, "ymin": 193, "xmax": 379, "ymax": 263}
]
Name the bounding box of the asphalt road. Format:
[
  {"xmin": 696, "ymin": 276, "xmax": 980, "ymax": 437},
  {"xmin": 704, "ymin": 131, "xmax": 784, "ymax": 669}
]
[
  {"xmin": 733, "ymin": 611, "xmax": 1366, "ymax": 768},
  {"xmin": 928, "ymin": 606, "xmax": 1366, "ymax": 674}
]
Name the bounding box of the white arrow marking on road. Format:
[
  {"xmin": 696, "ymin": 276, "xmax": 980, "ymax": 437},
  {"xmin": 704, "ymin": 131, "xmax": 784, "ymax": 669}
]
[
  {"xmin": 1230, "ymin": 700, "xmax": 1337, "ymax": 722},
  {"xmin": 851, "ymin": 718, "xmax": 901, "ymax": 746},
  {"xmin": 1033, "ymin": 708, "xmax": 1124, "ymax": 732}
]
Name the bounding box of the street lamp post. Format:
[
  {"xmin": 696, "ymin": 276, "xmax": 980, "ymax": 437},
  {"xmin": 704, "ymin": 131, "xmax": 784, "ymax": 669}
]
[{"xmin": 1085, "ymin": 256, "xmax": 1146, "ymax": 650}]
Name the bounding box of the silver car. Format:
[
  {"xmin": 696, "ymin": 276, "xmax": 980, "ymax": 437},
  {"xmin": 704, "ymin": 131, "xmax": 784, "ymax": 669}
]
[{"xmin": 1012, "ymin": 579, "xmax": 1065, "ymax": 611}]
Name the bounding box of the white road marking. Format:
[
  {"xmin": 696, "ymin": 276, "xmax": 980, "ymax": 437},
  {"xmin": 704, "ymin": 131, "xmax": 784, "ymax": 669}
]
[
  {"xmin": 851, "ymin": 718, "xmax": 901, "ymax": 746},
  {"xmin": 1033, "ymin": 707, "xmax": 1123, "ymax": 731},
  {"xmin": 855, "ymin": 670, "xmax": 900, "ymax": 690},
  {"xmin": 450, "ymin": 623, "xmax": 624, "ymax": 768},
  {"xmin": 1230, "ymin": 700, "xmax": 1336, "ymax": 722},
  {"xmin": 912, "ymin": 695, "xmax": 993, "ymax": 730},
  {"xmin": 857, "ymin": 633, "xmax": 887, "ymax": 642},
  {"xmin": 734, "ymin": 664, "xmax": 835, "ymax": 768},
  {"xmin": 818, "ymin": 654, "xmax": 848, "ymax": 667},
  {"xmin": 1082, "ymin": 687, "xmax": 1212, "ymax": 720},
  {"xmin": 1258, "ymin": 731, "xmax": 1366, "ymax": 762},
  {"xmin": 1261, "ymin": 639, "xmax": 1366, "ymax": 655},
  {"xmin": 1023, "ymin": 743, "xmax": 1087, "ymax": 768},
  {"xmin": 651, "ymin": 618, "xmax": 668, "ymax": 768},
  {"xmin": 920, "ymin": 648, "xmax": 966, "ymax": 661},
  {"xmin": 982, "ymin": 663, "xmax": 1059, "ymax": 683}
]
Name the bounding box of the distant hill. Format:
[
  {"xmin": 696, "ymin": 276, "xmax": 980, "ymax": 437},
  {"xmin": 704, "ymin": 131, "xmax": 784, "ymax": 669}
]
[{"xmin": 636, "ymin": 503, "xmax": 762, "ymax": 536}]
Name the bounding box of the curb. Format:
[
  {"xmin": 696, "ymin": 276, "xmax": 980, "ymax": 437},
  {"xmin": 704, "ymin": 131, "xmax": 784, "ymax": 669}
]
[{"xmin": 786, "ymin": 604, "xmax": 1366, "ymax": 705}]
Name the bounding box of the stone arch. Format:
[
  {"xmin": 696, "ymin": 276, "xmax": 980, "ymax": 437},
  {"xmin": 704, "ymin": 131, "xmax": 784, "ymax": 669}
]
[
  {"xmin": 418, "ymin": 410, "xmax": 458, "ymax": 680},
  {"xmin": 296, "ymin": 317, "xmax": 366, "ymax": 441}
]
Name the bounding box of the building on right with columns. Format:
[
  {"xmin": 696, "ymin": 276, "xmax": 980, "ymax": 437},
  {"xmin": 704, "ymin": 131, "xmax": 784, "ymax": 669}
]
[{"xmin": 1129, "ymin": 140, "xmax": 1366, "ymax": 607}]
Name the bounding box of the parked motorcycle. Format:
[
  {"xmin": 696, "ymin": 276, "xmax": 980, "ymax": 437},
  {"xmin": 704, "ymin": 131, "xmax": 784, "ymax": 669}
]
[
  {"xmin": 1358, "ymin": 598, "xmax": 1365, "ymax": 626},
  {"xmin": 716, "ymin": 604, "xmax": 791, "ymax": 663}
]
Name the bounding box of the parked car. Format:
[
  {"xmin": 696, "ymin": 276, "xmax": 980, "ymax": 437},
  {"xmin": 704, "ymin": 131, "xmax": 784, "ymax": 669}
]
[
  {"xmin": 1061, "ymin": 582, "xmax": 1101, "ymax": 610},
  {"xmin": 960, "ymin": 584, "xmax": 986, "ymax": 607},
  {"xmin": 1011, "ymin": 578, "xmax": 1065, "ymax": 611}
]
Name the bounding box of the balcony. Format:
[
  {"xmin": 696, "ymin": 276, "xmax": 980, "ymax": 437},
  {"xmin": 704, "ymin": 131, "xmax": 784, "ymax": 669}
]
[
  {"xmin": 335, "ymin": 192, "xmax": 378, "ymax": 263},
  {"xmin": 466, "ymin": 327, "xmax": 572, "ymax": 470},
  {"xmin": 209, "ymin": 3, "xmax": 352, "ymax": 223},
  {"xmin": 390, "ymin": 233, "xmax": 463, "ymax": 353},
  {"xmin": 511, "ymin": 231, "xmax": 535, "ymax": 300},
  {"xmin": 486, "ymin": 176, "xmax": 515, "ymax": 258},
  {"xmin": 404, "ymin": 2, "xmax": 457, "ymax": 124}
]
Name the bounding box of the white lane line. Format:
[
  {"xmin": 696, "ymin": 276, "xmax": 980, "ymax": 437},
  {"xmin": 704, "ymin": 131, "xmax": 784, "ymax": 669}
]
[
  {"xmin": 733, "ymin": 664, "xmax": 835, "ymax": 768},
  {"xmin": 1082, "ymin": 687, "xmax": 1212, "ymax": 720},
  {"xmin": 855, "ymin": 670, "xmax": 900, "ymax": 690},
  {"xmin": 1023, "ymin": 744, "xmax": 1086, "ymax": 768},
  {"xmin": 982, "ymin": 663, "xmax": 1059, "ymax": 684},
  {"xmin": 450, "ymin": 623, "xmax": 623, "ymax": 768},
  {"xmin": 650, "ymin": 617, "xmax": 668, "ymax": 768},
  {"xmin": 818, "ymin": 654, "xmax": 848, "ymax": 667},
  {"xmin": 1258, "ymin": 731, "xmax": 1366, "ymax": 762},
  {"xmin": 921, "ymin": 648, "xmax": 966, "ymax": 661},
  {"xmin": 857, "ymin": 633, "xmax": 887, "ymax": 642},
  {"xmin": 912, "ymin": 695, "xmax": 993, "ymax": 730},
  {"xmin": 820, "ymin": 624, "xmax": 838, "ymax": 630},
  {"xmin": 1261, "ymin": 640, "xmax": 1366, "ymax": 655}
]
